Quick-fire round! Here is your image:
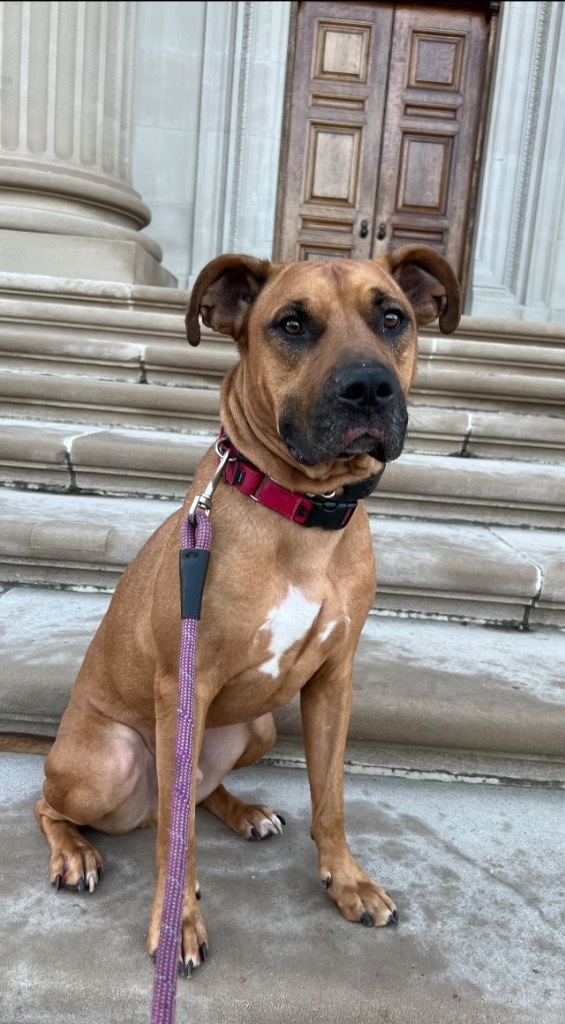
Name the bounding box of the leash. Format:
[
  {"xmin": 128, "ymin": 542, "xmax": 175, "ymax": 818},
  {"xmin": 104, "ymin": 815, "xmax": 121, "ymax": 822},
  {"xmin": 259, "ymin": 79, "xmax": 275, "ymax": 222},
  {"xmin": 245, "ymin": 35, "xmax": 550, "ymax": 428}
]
[
  {"xmin": 149, "ymin": 430, "xmax": 383, "ymax": 1021},
  {"xmin": 150, "ymin": 450, "xmax": 229, "ymax": 1024}
]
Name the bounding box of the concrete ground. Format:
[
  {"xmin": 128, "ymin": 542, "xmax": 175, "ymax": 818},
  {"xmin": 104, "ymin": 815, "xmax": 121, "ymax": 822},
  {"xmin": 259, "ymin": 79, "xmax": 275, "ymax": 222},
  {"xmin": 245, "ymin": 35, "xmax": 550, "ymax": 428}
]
[{"xmin": 2, "ymin": 755, "xmax": 564, "ymax": 1024}]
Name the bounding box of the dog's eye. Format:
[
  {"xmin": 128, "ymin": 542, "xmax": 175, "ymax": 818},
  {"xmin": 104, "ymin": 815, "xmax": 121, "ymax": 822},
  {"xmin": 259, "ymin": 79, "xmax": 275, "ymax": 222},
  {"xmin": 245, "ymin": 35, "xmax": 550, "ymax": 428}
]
[
  {"xmin": 383, "ymin": 310, "xmax": 403, "ymax": 330},
  {"xmin": 280, "ymin": 317, "xmax": 303, "ymax": 336}
]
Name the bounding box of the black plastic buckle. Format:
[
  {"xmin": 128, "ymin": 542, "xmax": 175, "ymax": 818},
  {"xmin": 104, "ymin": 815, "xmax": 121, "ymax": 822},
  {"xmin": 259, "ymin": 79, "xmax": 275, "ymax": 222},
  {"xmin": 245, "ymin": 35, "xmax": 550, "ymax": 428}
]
[{"xmin": 302, "ymin": 497, "xmax": 358, "ymax": 530}]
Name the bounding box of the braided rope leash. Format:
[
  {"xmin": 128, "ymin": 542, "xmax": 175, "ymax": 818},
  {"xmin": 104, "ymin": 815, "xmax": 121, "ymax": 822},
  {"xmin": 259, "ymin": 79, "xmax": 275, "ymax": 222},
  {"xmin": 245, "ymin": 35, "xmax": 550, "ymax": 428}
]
[{"xmin": 150, "ymin": 509, "xmax": 213, "ymax": 1024}]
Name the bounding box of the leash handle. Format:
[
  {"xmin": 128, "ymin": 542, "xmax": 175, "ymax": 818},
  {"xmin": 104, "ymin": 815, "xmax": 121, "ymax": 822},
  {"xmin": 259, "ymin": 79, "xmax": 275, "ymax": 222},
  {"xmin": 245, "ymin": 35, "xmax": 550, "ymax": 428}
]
[{"xmin": 150, "ymin": 510, "xmax": 212, "ymax": 1024}]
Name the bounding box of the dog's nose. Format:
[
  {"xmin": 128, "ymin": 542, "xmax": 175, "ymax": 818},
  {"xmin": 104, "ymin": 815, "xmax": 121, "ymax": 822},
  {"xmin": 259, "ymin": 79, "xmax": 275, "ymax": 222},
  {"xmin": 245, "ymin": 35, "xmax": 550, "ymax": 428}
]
[{"xmin": 334, "ymin": 363, "xmax": 396, "ymax": 410}]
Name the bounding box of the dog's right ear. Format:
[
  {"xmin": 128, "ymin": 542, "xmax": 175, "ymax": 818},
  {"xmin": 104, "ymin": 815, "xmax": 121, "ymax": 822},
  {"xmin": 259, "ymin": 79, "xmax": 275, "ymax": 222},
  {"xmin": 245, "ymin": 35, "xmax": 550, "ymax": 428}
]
[{"xmin": 185, "ymin": 254, "xmax": 272, "ymax": 346}]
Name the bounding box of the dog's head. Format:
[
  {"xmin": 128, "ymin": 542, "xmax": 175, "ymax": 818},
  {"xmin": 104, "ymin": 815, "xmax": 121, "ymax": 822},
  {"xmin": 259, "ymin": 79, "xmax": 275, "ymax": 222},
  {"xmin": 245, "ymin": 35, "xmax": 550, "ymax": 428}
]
[{"xmin": 185, "ymin": 247, "xmax": 460, "ymax": 485}]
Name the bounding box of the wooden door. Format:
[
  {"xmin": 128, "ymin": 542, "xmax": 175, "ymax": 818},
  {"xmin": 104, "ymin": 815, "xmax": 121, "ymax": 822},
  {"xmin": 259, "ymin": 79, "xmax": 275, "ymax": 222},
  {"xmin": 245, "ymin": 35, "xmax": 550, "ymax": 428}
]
[{"xmin": 275, "ymin": 1, "xmax": 495, "ymax": 288}]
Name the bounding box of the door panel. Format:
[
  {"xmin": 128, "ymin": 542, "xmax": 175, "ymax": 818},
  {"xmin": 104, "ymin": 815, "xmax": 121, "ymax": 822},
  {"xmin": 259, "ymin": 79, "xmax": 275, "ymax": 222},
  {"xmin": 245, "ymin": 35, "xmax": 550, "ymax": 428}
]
[
  {"xmin": 277, "ymin": 2, "xmax": 394, "ymax": 261},
  {"xmin": 276, "ymin": 1, "xmax": 492, "ymax": 284},
  {"xmin": 372, "ymin": 5, "xmax": 488, "ymax": 266}
]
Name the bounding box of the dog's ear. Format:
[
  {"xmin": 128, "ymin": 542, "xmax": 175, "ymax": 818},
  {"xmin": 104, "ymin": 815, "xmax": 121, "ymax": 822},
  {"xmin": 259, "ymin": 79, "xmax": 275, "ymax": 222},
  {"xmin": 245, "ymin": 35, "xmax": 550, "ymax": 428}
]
[
  {"xmin": 383, "ymin": 245, "xmax": 461, "ymax": 334},
  {"xmin": 185, "ymin": 254, "xmax": 272, "ymax": 346}
]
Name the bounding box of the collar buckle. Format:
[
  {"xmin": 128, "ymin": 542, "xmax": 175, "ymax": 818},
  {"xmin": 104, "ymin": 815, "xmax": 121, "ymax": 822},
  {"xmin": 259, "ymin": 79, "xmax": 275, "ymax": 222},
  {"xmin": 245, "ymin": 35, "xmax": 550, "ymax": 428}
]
[{"xmin": 214, "ymin": 430, "xmax": 385, "ymax": 530}]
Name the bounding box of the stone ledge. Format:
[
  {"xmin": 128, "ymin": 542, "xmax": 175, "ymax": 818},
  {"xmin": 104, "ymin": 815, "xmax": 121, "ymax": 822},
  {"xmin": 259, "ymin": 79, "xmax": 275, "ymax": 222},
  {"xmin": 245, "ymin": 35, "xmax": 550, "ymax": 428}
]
[
  {"xmin": 1, "ymin": 588, "xmax": 563, "ymax": 761},
  {"xmin": 1, "ymin": 283, "xmax": 564, "ymax": 413},
  {"xmin": 0, "ymin": 373, "xmax": 220, "ymax": 431},
  {"xmin": 1, "ymin": 271, "xmax": 564, "ymax": 342},
  {"xmin": 1, "ymin": 420, "xmax": 563, "ymax": 529},
  {"xmin": 0, "ymin": 488, "xmax": 562, "ymax": 625},
  {"xmin": 269, "ymin": 738, "xmax": 565, "ymax": 789},
  {"xmin": 373, "ymin": 453, "xmax": 565, "ymax": 528}
]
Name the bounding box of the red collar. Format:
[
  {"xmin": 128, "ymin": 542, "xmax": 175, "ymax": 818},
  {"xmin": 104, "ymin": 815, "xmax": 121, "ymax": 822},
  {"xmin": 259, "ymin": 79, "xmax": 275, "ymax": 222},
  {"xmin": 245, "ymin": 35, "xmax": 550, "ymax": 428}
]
[{"xmin": 215, "ymin": 434, "xmax": 385, "ymax": 530}]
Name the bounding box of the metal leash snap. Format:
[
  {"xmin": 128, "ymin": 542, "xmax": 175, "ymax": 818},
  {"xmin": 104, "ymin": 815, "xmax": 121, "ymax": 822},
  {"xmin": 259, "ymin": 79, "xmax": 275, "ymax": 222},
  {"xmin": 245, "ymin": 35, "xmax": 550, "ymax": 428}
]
[{"xmin": 188, "ymin": 446, "xmax": 231, "ymax": 525}]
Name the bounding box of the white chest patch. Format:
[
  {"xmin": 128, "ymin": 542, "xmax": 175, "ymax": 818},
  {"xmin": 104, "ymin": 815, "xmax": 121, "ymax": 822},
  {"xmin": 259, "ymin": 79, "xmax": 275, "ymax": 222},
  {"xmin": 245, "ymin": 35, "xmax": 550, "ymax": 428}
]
[{"xmin": 258, "ymin": 585, "xmax": 321, "ymax": 679}]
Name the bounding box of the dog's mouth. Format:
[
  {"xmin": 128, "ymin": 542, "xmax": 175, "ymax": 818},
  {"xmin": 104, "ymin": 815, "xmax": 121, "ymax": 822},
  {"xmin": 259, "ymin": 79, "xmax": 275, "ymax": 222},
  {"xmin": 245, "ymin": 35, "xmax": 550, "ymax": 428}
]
[
  {"xmin": 338, "ymin": 427, "xmax": 387, "ymax": 461},
  {"xmin": 282, "ymin": 424, "xmax": 391, "ymax": 467}
]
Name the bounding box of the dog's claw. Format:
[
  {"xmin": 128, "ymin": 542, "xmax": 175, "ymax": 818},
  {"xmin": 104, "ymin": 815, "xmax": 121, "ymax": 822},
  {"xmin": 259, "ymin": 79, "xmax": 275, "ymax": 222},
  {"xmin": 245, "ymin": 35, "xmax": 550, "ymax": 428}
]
[
  {"xmin": 388, "ymin": 909, "xmax": 399, "ymax": 925},
  {"xmin": 360, "ymin": 911, "xmax": 374, "ymax": 927},
  {"xmin": 52, "ymin": 874, "xmax": 63, "ymax": 891},
  {"xmin": 276, "ymin": 814, "xmax": 286, "ymax": 826},
  {"xmin": 199, "ymin": 942, "xmax": 208, "ymax": 962},
  {"xmin": 324, "ymin": 875, "xmax": 332, "ymax": 889},
  {"xmin": 250, "ymin": 826, "xmax": 260, "ymax": 840},
  {"xmin": 269, "ymin": 814, "xmax": 284, "ymax": 835},
  {"xmin": 178, "ymin": 958, "xmax": 196, "ymax": 978},
  {"xmin": 76, "ymin": 876, "xmax": 86, "ymax": 892}
]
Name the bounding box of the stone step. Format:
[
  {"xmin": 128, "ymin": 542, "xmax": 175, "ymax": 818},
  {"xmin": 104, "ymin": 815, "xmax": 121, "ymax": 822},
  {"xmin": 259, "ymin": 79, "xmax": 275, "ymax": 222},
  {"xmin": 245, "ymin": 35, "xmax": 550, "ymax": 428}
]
[
  {"xmin": 0, "ymin": 487, "xmax": 563, "ymax": 626},
  {"xmin": 2, "ymin": 417, "xmax": 564, "ymax": 529},
  {"xmin": 2, "ymin": 272, "xmax": 565, "ymax": 410},
  {"xmin": 2, "ymin": 370, "xmax": 564, "ymax": 465},
  {"xmin": 1, "ymin": 587, "xmax": 564, "ymax": 773},
  {"xmin": 1, "ymin": 273, "xmax": 564, "ymax": 458}
]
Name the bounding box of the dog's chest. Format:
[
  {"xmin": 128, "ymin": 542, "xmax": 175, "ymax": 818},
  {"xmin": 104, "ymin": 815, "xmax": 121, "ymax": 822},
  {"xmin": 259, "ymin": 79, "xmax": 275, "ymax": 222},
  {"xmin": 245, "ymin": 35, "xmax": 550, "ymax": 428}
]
[{"xmin": 256, "ymin": 584, "xmax": 338, "ymax": 679}]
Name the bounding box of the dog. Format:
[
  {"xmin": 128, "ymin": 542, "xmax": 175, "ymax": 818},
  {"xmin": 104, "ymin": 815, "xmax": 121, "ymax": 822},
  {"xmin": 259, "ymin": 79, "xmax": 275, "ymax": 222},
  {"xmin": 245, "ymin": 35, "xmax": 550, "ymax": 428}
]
[{"xmin": 25, "ymin": 246, "xmax": 460, "ymax": 975}]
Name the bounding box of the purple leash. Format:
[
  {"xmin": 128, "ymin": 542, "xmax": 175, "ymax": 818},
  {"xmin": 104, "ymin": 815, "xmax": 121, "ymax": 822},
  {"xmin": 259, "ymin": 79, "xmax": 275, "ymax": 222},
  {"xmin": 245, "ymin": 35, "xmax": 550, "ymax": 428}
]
[
  {"xmin": 150, "ymin": 509, "xmax": 213, "ymax": 1024},
  {"xmin": 150, "ymin": 448, "xmax": 229, "ymax": 1024}
]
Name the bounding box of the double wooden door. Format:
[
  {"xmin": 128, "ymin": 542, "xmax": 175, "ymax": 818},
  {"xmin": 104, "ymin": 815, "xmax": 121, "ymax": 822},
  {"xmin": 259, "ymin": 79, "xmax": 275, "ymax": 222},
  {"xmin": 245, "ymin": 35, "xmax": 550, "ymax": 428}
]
[{"xmin": 275, "ymin": 1, "xmax": 495, "ymax": 288}]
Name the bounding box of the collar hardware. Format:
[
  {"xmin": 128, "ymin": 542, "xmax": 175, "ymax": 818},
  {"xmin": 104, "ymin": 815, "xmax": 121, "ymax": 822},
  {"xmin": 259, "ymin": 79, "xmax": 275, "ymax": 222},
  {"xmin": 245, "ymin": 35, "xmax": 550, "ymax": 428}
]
[{"xmin": 215, "ymin": 432, "xmax": 384, "ymax": 530}]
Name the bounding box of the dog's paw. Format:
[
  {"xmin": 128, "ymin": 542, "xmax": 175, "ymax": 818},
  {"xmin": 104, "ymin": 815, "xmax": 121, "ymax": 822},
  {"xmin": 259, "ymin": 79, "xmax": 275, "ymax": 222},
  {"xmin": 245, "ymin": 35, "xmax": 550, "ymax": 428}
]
[
  {"xmin": 148, "ymin": 893, "xmax": 209, "ymax": 978},
  {"xmin": 178, "ymin": 936, "xmax": 209, "ymax": 978},
  {"xmin": 50, "ymin": 842, "xmax": 104, "ymax": 893},
  {"xmin": 321, "ymin": 860, "xmax": 398, "ymax": 927},
  {"xmin": 200, "ymin": 787, "xmax": 286, "ymax": 841},
  {"xmin": 247, "ymin": 809, "xmax": 286, "ymax": 841}
]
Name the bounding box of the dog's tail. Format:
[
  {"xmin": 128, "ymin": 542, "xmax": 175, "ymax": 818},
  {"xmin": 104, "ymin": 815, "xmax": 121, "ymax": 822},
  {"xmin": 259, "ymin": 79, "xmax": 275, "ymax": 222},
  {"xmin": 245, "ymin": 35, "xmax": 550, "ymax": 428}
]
[{"xmin": 0, "ymin": 732, "xmax": 55, "ymax": 756}]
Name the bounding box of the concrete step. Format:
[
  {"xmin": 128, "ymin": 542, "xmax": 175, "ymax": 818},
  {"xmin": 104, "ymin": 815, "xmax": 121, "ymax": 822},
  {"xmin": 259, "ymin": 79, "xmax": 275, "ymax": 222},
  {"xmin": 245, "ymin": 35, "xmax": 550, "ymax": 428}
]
[
  {"xmin": 0, "ymin": 487, "xmax": 563, "ymax": 626},
  {"xmin": 1, "ymin": 272, "xmax": 564, "ymax": 457},
  {"xmin": 2, "ymin": 272, "xmax": 565, "ymax": 409},
  {"xmin": 1, "ymin": 417, "xmax": 563, "ymax": 529},
  {"xmin": 2, "ymin": 755, "xmax": 564, "ymax": 1024},
  {"xmin": 0, "ymin": 369, "xmax": 220, "ymax": 432},
  {"xmin": 1, "ymin": 373, "xmax": 564, "ymax": 463},
  {"xmin": 1, "ymin": 586, "xmax": 564, "ymax": 771}
]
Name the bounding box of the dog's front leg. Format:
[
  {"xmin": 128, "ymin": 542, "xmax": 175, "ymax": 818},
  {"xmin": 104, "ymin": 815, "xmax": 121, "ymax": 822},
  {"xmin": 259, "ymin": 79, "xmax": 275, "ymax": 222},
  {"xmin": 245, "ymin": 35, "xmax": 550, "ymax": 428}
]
[
  {"xmin": 147, "ymin": 670, "xmax": 209, "ymax": 976},
  {"xmin": 301, "ymin": 659, "xmax": 398, "ymax": 927}
]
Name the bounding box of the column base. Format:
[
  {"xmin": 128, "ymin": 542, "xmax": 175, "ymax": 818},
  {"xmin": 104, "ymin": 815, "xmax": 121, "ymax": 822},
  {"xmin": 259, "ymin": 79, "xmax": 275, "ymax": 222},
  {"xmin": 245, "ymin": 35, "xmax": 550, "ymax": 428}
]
[{"xmin": 0, "ymin": 230, "xmax": 177, "ymax": 287}]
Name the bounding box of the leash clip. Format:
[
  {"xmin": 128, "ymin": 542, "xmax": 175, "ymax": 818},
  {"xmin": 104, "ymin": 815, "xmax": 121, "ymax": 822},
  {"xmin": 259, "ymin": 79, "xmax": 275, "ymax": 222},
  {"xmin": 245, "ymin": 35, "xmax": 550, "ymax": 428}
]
[{"xmin": 188, "ymin": 446, "xmax": 231, "ymax": 525}]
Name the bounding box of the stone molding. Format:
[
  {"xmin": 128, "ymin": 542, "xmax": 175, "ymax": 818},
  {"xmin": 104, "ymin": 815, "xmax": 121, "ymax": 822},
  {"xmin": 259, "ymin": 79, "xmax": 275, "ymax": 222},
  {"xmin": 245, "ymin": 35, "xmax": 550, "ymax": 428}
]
[{"xmin": 187, "ymin": 1, "xmax": 291, "ymax": 286}]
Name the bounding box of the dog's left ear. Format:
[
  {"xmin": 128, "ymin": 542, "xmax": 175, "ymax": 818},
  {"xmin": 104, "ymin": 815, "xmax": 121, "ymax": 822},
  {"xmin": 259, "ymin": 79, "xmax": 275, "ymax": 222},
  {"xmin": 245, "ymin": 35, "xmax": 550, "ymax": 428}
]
[
  {"xmin": 384, "ymin": 245, "xmax": 461, "ymax": 334},
  {"xmin": 185, "ymin": 254, "xmax": 272, "ymax": 346}
]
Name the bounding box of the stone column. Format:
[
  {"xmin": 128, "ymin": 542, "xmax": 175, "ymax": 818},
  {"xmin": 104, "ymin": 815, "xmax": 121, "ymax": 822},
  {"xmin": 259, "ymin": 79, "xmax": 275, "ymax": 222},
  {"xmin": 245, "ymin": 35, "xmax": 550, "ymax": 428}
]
[
  {"xmin": 0, "ymin": 0, "xmax": 175, "ymax": 285},
  {"xmin": 469, "ymin": 0, "xmax": 565, "ymax": 320}
]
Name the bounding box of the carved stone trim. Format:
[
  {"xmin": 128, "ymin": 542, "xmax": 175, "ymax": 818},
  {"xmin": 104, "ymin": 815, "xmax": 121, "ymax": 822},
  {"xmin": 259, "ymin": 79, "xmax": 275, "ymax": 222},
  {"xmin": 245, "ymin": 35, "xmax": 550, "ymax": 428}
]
[
  {"xmin": 506, "ymin": 0, "xmax": 552, "ymax": 295},
  {"xmin": 226, "ymin": 1, "xmax": 253, "ymax": 252}
]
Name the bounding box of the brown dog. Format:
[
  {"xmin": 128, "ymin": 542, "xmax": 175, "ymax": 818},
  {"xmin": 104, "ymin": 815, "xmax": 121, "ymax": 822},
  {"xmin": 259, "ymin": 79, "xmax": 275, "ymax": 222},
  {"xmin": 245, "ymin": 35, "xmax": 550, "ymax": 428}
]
[{"xmin": 32, "ymin": 246, "xmax": 460, "ymax": 974}]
